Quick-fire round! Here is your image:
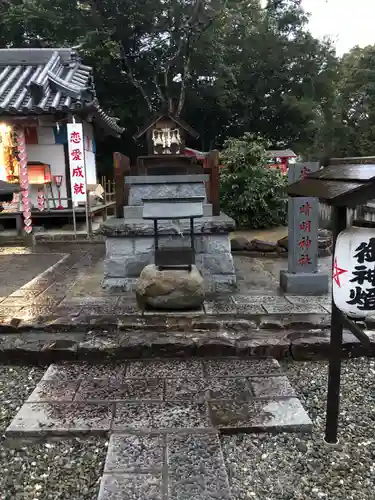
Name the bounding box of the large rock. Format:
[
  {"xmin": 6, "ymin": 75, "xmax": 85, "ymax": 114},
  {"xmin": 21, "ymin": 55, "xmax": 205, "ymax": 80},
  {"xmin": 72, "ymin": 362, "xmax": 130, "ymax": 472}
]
[
  {"xmin": 251, "ymin": 239, "xmax": 278, "ymax": 252},
  {"xmin": 136, "ymin": 264, "xmax": 205, "ymax": 310},
  {"xmin": 231, "ymin": 237, "xmax": 255, "ymax": 251}
]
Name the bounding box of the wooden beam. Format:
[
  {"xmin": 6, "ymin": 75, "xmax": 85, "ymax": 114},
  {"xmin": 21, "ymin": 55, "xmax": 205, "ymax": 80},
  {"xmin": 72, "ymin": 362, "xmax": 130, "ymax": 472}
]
[{"xmin": 113, "ymin": 152, "xmax": 130, "ymax": 217}]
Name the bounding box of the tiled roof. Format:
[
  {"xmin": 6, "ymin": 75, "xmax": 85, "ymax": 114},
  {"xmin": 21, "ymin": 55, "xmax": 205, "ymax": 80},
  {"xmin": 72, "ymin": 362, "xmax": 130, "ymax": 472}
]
[{"xmin": 0, "ymin": 48, "xmax": 123, "ymax": 137}]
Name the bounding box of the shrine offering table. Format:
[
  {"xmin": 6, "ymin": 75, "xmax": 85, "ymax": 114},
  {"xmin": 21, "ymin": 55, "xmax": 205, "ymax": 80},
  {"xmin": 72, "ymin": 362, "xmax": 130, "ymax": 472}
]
[{"xmin": 99, "ymin": 174, "xmax": 237, "ymax": 293}]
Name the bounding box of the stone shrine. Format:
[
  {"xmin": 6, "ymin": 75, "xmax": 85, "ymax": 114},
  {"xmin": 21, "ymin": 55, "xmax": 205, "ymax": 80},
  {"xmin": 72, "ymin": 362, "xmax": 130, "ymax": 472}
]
[{"xmin": 99, "ymin": 112, "xmax": 236, "ymax": 295}]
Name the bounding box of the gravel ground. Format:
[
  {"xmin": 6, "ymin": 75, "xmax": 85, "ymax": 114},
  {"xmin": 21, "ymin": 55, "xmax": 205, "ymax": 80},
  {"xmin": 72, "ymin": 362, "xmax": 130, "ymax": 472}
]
[
  {"xmin": 221, "ymin": 357, "xmax": 375, "ymax": 500},
  {"xmin": 0, "ymin": 365, "xmax": 107, "ymax": 500}
]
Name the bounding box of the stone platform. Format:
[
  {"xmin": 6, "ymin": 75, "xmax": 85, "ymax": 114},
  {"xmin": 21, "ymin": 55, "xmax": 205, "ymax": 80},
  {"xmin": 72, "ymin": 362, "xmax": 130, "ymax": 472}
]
[
  {"xmin": 6, "ymin": 358, "xmax": 312, "ymax": 499},
  {"xmin": 99, "ymin": 214, "xmax": 237, "ymax": 293}
]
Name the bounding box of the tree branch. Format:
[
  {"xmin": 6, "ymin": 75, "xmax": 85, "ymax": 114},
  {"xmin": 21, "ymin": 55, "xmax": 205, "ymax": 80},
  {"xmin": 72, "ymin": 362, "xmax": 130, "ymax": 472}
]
[
  {"xmin": 176, "ymin": 52, "xmax": 191, "ymax": 116},
  {"xmin": 153, "ymin": 74, "xmax": 166, "ymax": 104}
]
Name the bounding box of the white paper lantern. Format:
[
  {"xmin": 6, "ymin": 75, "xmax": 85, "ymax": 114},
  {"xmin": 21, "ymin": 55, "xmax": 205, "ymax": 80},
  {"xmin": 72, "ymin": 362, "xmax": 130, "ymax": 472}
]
[{"xmin": 333, "ymin": 224, "xmax": 375, "ymax": 318}]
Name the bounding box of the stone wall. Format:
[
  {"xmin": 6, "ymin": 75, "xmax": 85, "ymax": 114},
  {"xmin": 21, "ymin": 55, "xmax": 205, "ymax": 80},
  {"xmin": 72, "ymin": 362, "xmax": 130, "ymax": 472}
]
[
  {"xmin": 129, "ymin": 182, "xmax": 206, "ymax": 205},
  {"xmin": 103, "ymin": 233, "xmax": 236, "ymax": 293}
]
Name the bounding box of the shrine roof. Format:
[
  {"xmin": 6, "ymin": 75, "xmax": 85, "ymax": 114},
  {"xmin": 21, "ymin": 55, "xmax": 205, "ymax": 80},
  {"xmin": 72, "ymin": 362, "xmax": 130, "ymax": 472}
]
[
  {"xmin": 287, "ymin": 164, "xmax": 375, "ymax": 207},
  {"xmin": 266, "ymin": 149, "xmax": 296, "ymax": 158},
  {"xmin": 0, "ymin": 48, "xmax": 123, "ymax": 137},
  {"xmin": 134, "ymin": 112, "xmax": 199, "ymax": 140}
]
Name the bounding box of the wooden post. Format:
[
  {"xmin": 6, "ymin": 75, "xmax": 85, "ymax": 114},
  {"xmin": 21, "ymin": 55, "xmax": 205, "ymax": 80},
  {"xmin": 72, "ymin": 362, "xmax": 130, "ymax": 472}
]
[
  {"xmin": 208, "ymin": 150, "xmax": 220, "ymax": 216},
  {"xmin": 114, "ymin": 152, "xmax": 130, "ymax": 218}
]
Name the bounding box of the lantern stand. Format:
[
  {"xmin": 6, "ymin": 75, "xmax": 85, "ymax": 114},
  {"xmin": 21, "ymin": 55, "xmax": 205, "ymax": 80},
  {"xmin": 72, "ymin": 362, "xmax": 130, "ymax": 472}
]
[
  {"xmin": 285, "ymin": 163, "xmax": 375, "ymax": 446},
  {"xmin": 53, "ymin": 175, "xmax": 64, "ymax": 210}
]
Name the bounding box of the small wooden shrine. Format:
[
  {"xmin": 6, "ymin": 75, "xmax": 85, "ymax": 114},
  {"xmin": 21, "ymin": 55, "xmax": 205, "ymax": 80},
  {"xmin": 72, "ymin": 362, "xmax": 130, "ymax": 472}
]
[{"xmin": 134, "ymin": 112, "xmax": 199, "ymax": 156}]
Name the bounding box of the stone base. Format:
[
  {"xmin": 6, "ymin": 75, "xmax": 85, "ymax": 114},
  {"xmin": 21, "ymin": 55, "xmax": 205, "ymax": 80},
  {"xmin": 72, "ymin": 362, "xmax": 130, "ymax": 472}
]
[
  {"xmin": 280, "ymin": 270, "xmax": 329, "ymax": 295},
  {"xmin": 101, "ymin": 216, "xmax": 237, "ymax": 294}
]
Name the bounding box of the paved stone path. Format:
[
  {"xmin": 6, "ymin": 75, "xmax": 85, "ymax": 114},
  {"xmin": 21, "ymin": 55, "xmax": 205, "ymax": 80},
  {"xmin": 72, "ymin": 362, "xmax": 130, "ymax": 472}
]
[
  {"xmin": 0, "ymin": 243, "xmax": 333, "ymax": 331},
  {"xmin": 0, "ymin": 243, "xmax": 371, "ymax": 363},
  {"xmin": 6, "ymin": 358, "xmax": 312, "ymax": 500}
]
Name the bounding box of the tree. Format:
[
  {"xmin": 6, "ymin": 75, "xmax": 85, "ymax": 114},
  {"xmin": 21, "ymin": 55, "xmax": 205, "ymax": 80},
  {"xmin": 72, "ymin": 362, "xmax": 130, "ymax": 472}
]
[
  {"xmin": 333, "ymin": 45, "xmax": 375, "ymax": 157},
  {"xmin": 4, "ymin": 0, "xmax": 230, "ymax": 117},
  {"xmin": 220, "ymin": 133, "xmax": 288, "ymax": 228},
  {"xmin": 0, "ymin": 0, "xmax": 340, "ymax": 158}
]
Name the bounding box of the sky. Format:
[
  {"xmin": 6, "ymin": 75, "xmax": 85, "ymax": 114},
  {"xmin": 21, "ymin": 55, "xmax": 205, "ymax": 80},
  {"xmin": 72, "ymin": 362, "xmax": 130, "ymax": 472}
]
[{"xmin": 302, "ymin": 0, "xmax": 375, "ymax": 55}]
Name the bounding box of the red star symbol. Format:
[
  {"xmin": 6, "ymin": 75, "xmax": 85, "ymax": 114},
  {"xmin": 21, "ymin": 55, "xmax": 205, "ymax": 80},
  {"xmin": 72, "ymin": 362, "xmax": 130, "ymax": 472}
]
[{"xmin": 332, "ymin": 257, "xmax": 348, "ymax": 287}]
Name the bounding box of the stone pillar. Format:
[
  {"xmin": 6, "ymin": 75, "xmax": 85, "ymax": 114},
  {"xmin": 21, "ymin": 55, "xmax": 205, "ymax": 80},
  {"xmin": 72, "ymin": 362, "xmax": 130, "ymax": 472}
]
[{"xmin": 280, "ymin": 162, "xmax": 329, "ymax": 295}]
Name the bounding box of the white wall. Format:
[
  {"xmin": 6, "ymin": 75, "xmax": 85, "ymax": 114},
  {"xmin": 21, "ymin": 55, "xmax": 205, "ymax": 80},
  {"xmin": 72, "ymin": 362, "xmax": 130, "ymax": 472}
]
[
  {"xmin": 84, "ymin": 150, "xmax": 97, "ymax": 184},
  {"xmin": 24, "ymin": 121, "xmax": 98, "ymax": 210},
  {"xmin": 26, "ymin": 143, "xmax": 67, "ymax": 208},
  {"xmin": 83, "ymin": 121, "xmax": 97, "ymax": 184}
]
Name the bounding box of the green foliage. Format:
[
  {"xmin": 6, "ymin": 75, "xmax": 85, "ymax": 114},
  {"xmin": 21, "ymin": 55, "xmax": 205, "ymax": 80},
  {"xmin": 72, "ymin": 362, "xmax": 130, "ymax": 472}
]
[
  {"xmin": 2, "ymin": 0, "xmax": 375, "ymax": 164},
  {"xmin": 220, "ymin": 134, "xmax": 288, "ymax": 228}
]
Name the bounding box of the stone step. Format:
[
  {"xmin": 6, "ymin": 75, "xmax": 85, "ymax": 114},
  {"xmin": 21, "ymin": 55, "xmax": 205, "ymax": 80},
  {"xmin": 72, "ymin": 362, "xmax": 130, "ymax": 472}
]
[
  {"xmin": 6, "ymin": 358, "xmax": 312, "ymax": 437},
  {"xmin": 6, "ymin": 358, "xmax": 312, "ymax": 500},
  {"xmin": 98, "ymin": 431, "xmax": 232, "ymax": 500}
]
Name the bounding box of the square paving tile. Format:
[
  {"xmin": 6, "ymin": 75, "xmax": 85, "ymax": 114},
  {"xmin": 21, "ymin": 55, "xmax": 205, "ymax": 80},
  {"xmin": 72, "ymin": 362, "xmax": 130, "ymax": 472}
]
[
  {"xmin": 263, "ymin": 303, "xmax": 328, "ymax": 314},
  {"xmin": 6, "ymin": 402, "xmax": 113, "ymax": 435},
  {"xmin": 209, "ymin": 398, "xmax": 312, "ymax": 431},
  {"xmin": 126, "ymin": 359, "xmax": 204, "ymax": 378},
  {"xmin": 236, "ymin": 304, "xmax": 266, "ymax": 314},
  {"xmin": 104, "ymin": 433, "xmax": 164, "ymax": 473},
  {"xmin": 112, "ymin": 402, "xmax": 210, "ymax": 431},
  {"xmin": 203, "ymin": 358, "xmax": 281, "ymax": 377},
  {"xmin": 7, "ymin": 289, "xmax": 43, "ymax": 300},
  {"xmin": 75, "ymin": 378, "xmax": 163, "ymax": 401},
  {"xmin": 165, "ymin": 378, "xmax": 209, "ymax": 402},
  {"xmin": 285, "ymin": 295, "xmax": 331, "ymax": 306},
  {"xmin": 207, "ymin": 377, "xmax": 253, "ymax": 401},
  {"xmin": 0, "ymin": 306, "xmax": 22, "ymax": 316},
  {"xmin": 249, "ymin": 376, "xmax": 297, "ymax": 398},
  {"xmin": 168, "ymin": 432, "xmax": 231, "ymax": 500},
  {"xmin": 98, "ymin": 473, "xmax": 163, "ymax": 500},
  {"xmin": 60, "ymin": 296, "xmax": 119, "ymax": 307},
  {"xmin": 116, "ymin": 298, "xmax": 142, "ymax": 315},
  {"xmin": 42, "ymin": 363, "xmax": 126, "ymax": 382},
  {"xmin": 204, "ymin": 299, "xmax": 237, "ymax": 315},
  {"xmin": 232, "ymin": 295, "xmax": 289, "ymax": 306},
  {"xmin": 27, "ymin": 380, "xmax": 80, "ymax": 403}
]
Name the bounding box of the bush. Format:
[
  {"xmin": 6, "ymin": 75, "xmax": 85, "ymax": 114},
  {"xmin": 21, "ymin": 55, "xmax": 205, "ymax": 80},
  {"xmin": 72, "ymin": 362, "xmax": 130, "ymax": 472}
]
[{"xmin": 220, "ymin": 133, "xmax": 288, "ymax": 229}]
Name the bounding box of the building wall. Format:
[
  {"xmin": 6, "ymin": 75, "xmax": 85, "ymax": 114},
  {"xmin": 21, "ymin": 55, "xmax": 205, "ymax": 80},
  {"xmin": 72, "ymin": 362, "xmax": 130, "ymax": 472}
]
[
  {"xmin": 26, "ymin": 143, "xmax": 67, "ymax": 208},
  {"xmin": 24, "ymin": 121, "xmax": 97, "ymax": 209},
  {"xmin": 82, "ymin": 121, "xmax": 97, "ymax": 184}
]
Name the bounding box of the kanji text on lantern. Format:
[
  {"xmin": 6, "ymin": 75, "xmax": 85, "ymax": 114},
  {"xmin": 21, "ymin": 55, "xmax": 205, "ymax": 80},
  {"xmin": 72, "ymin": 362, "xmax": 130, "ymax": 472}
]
[{"xmin": 347, "ymin": 238, "xmax": 375, "ymax": 310}]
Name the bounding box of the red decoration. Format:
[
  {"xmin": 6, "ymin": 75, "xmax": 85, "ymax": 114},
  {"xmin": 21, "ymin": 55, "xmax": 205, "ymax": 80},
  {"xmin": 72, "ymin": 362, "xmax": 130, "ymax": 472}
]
[
  {"xmin": 298, "ymin": 255, "xmax": 311, "ymax": 266},
  {"xmin": 298, "ymin": 237, "xmax": 312, "ymax": 249},
  {"xmin": 73, "ymin": 183, "xmax": 85, "ymax": 195},
  {"xmin": 53, "ymin": 175, "xmax": 64, "ymax": 209},
  {"xmin": 71, "ymin": 149, "xmax": 83, "ymax": 161},
  {"xmin": 70, "ymin": 131, "xmax": 81, "ymax": 144},
  {"xmin": 332, "ymin": 257, "xmax": 348, "ymax": 288},
  {"xmin": 300, "ymin": 202, "xmax": 312, "ymax": 216},
  {"xmin": 72, "ymin": 166, "xmax": 84, "ymax": 178},
  {"xmin": 299, "ymin": 220, "xmax": 311, "ymax": 232}
]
